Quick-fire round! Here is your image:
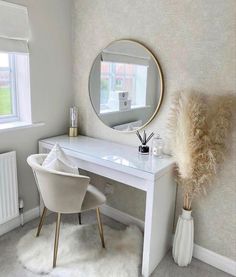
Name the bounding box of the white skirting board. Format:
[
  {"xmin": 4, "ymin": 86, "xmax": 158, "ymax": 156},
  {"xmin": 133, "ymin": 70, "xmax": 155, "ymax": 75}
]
[
  {"xmin": 100, "ymin": 204, "xmax": 144, "ymax": 231},
  {"xmin": 193, "ymin": 243, "xmax": 236, "ymax": 277},
  {"xmin": 0, "ymin": 206, "xmax": 40, "ymax": 236},
  {"xmin": 100, "ymin": 205, "xmax": 236, "ymax": 276}
]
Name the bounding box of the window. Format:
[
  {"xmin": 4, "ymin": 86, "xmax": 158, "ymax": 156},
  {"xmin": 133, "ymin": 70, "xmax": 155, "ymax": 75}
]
[
  {"xmin": 0, "ymin": 1, "xmax": 31, "ymax": 127},
  {"xmin": 0, "ymin": 53, "xmax": 17, "ymax": 120},
  {"xmin": 0, "ymin": 52, "xmax": 30, "ymax": 124},
  {"xmin": 100, "ymin": 61, "xmax": 148, "ymax": 113}
]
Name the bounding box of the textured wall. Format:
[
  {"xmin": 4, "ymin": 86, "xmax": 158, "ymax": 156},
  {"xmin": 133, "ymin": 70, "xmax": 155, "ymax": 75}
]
[
  {"xmin": 0, "ymin": 0, "xmax": 73, "ymax": 211},
  {"xmin": 73, "ymin": 0, "xmax": 236, "ymax": 260}
]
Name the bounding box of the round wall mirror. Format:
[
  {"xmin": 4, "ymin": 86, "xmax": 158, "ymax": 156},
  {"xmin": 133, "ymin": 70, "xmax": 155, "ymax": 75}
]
[{"xmin": 89, "ymin": 40, "xmax": 163, "ymax": 132}]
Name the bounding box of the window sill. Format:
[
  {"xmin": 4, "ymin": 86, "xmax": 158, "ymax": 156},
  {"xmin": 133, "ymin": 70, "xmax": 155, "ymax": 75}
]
[
  {"xmin": 0, "ymin": 121, "xmax": 45, "ymax": 134},
  {"xmin": 100, "ymin": 105, "xmax": 151, "ymax": 115}
]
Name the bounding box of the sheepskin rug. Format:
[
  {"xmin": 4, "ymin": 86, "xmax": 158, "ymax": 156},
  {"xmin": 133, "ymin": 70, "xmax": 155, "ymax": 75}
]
[{"xmin": 17, "ymin": 223, "xmax": 143, "ymax": 277}]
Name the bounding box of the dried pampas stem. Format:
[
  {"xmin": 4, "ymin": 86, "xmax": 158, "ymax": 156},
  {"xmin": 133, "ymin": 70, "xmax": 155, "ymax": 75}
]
[{"xmin": 168, "ymin": 90, "xmax": 232, "ymax": 210}]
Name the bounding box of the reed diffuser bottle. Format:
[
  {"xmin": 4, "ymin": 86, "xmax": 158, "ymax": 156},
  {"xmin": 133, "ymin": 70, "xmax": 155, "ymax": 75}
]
[
  {"xmin": 136, "ymin": 130, "xmax": 154, "ymax": 154},
  {"xmin": 69, "ymin": 106, "xmax": 79, "ymax": 137}
]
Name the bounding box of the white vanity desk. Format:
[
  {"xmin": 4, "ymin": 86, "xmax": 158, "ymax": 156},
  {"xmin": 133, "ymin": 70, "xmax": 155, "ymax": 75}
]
[{"xmin": 39, "ymin": 135, "xmax": 176, "ymax": 277}]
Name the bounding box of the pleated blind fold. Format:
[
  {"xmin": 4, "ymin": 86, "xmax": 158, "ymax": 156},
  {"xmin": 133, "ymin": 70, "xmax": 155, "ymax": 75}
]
[{"xmin": 0, "ymin": 0, "xmax": 30, "ymax": 53}]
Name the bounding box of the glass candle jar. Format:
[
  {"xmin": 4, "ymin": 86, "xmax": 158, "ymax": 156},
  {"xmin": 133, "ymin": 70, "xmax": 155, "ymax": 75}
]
[
  {"xmin": 152, "ymin": 136, "xmax": 164, "ymax": 158},
  {"xmin": 69, "ymin": 106, "xmax": 79, "ymax": 137},
  {"xmin": 70, "ymin": 106, "xmax": 78, "ymax": 128}
]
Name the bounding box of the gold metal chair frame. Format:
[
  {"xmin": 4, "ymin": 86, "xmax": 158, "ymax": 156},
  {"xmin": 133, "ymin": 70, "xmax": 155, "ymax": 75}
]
[{"xmin": 36, "ymin": 207, "xmax": 105, "ymax": 268}]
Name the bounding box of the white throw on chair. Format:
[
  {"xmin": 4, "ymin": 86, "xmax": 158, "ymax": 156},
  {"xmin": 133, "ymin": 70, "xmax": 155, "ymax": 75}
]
[{"xmin": 27, "ymin": 154, "xmax": 106, "ymax": 268}]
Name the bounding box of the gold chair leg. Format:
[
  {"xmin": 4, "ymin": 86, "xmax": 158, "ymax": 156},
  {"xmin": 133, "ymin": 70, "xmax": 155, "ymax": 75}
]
[
  {"xmin": 36, "ymin": 206, "xmax": 47, "ymax": 237},
  {"xmin": 96, "ymin": 208, "xmax": 105, "ymax": 248},
  {"xmin": 53, "ymin": 213, "xmax": 61, "ymax": 268},
  {"xmin": 78, "ymin": 212, "xmax": 82, "ymax": 225}
]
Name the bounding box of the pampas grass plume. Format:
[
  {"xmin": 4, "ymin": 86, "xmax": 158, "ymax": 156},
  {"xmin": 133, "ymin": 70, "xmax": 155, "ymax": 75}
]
[{"xmin": 168, "ymin": 90, "xmax": 232, "ymax": 210}]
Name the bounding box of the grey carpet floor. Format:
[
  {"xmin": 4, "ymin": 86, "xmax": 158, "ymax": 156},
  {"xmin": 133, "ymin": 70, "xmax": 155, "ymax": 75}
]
[{"xmin": 0, "ymin": 211, "xmax": 232, "ymax": 277}]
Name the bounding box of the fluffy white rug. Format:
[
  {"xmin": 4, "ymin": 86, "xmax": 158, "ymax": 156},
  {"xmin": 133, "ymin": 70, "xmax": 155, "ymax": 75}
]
[{"xmin": 17, "ymin": 223, "xmax": 143, "ymax": 277}]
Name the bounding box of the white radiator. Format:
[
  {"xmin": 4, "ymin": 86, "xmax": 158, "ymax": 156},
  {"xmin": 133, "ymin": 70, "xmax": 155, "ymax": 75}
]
[{"xmin": 0, "ymin": 151, "xmax": 19, "ymax": 224}]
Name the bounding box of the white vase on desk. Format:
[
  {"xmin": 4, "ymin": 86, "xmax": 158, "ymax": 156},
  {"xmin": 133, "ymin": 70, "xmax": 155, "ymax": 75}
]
[{"xmin": 172, "ymin": 208, "xmax": 194, "ymax": 267}]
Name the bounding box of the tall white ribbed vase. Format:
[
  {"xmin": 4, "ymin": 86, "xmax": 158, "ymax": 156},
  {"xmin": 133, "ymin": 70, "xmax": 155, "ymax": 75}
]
[{"xmin": 172, "ymin": 209, "xmax": 194, "ymax": 266}]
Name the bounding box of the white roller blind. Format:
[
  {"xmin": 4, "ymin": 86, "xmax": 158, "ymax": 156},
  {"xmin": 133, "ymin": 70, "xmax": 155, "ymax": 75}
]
[
  {"xmin": 0, "ymin": 0, "xmax": 29, "ymax": 53},
  {"xmin": 0, "ymin": 37, "xmax": 28, "ymax": 53},
  {"xmin": 101, "ymin": 51, "xmax": 150, "ymax": 66}
]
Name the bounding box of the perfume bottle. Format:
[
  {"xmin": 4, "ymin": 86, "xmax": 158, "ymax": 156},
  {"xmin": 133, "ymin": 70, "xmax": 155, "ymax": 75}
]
[
  {"xmin": 152, "ymin": 135, "xmax": 164, "ymax": 158},
  {"xmin": 69, "ymin": 106, "xmax": 79, "ymax": 137}
]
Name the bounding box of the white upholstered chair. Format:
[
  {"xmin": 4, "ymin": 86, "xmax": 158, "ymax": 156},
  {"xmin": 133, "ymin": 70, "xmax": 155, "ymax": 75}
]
[{"xmin": 27, "ymin": 154, "xmax": 106, "ymax": 268}]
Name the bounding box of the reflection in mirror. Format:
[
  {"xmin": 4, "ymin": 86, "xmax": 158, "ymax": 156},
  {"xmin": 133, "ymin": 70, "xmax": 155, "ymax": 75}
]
[
  {"xmin": 100, "ymin": 62, "xmax": 148, "ymax": 114},
  {"xmin": 89, "ymin": 40, "xmax": 163, "ymax": 132}
]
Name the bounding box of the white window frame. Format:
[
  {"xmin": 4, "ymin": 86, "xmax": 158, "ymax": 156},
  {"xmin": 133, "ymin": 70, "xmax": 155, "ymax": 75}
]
[{"xmin": 0, "ymin": 1, "xmax": 39, "ymax": 132}]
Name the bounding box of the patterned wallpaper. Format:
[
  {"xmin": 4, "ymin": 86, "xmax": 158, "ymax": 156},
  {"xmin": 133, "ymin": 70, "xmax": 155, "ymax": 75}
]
[{"xmin": 73, "ymin": 0, "xmax": 236, "ymax": 260}]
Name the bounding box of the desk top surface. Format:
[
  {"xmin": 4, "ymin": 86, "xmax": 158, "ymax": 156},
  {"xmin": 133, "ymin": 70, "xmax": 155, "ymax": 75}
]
[{"xmin": 40, "ymin": 135, "xmax": 175, "ymax": 178}]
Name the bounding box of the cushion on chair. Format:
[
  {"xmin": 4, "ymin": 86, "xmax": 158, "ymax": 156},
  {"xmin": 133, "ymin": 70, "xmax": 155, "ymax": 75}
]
[
  {"xmin": 42, "ymin": 143, "xmax": 79, "ymax": 174},
  {"xmin": 81, "ymin": 184, "xmax": 106, "ymax": 211}
]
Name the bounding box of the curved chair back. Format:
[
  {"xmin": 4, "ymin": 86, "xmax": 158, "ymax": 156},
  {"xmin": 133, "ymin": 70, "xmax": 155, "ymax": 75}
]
[{"xmin": 27, "ymin": 154, "xmax": 90, "ymax": 213}]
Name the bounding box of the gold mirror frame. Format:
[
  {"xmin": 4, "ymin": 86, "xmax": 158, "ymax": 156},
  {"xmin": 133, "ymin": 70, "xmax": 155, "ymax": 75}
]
[{"xmin": 89, "ymin": 39, "xmax": 164, "ymax": 133}]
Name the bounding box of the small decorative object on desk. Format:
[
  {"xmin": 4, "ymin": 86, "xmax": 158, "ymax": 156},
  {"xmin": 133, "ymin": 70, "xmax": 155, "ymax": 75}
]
[
  {"xmin": 69, "ymin": 106, "xmax": 79, "ymax": 137},
  {"xmin": 136, "ymin": 130, "xmax": 154, "ymax": 154},
  {"xmin": 152, "ymin": 135, "xmax": 164, "ymax": 158}
]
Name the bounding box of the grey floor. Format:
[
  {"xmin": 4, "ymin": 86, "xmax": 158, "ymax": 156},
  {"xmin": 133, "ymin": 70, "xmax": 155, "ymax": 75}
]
[{"xmin": 0, "ymin": 212, "xmax": 232, "ymax": 277}]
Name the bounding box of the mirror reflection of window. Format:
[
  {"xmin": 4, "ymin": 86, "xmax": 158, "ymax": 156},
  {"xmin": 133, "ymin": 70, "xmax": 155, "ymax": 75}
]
[{"xmin": 100, "ymin": 61, "xmax": 148, "ymax": 113}]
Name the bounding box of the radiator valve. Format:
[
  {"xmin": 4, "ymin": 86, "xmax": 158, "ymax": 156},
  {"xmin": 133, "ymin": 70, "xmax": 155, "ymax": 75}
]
[{"xmin": 19, "ymin": 198, "xmax": 24, "ymax": 226}]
